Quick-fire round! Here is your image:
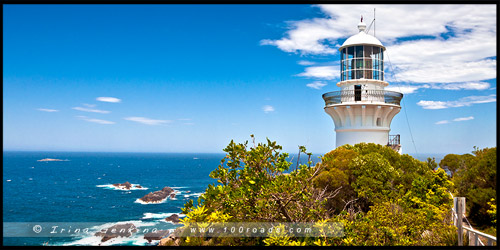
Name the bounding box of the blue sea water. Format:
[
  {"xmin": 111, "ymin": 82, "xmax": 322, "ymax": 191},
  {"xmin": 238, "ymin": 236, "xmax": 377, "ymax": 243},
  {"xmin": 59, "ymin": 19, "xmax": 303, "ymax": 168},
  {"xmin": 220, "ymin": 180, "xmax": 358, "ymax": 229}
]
[{"xmin": 3, "ymin": 151, "xmax": 226, "ymax": 246}]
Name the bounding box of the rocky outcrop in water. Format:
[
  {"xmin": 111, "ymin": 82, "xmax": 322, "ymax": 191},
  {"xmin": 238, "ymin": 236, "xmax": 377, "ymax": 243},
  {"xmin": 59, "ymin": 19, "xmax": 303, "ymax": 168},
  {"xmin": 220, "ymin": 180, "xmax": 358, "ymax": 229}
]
[
  {"xmin": 165, "ymin": 214, "xmax": 180, "ymax": 224},
  {"xmin": 158, "ymin": 228, "xmax": 182, "ymax": 246},
  {"xmin": 139, "ymin": 187, "xmax": 174, "ymax": 203},
  {"xmin": 37, "ymin": 158, "xmax": 68, "ymax": 162},
  {"xmin": 94, "ymin": 223, "xmax": 137, "ymax": 242},
  {"xmin": 112, "ymin": 181, "xmax": 132, "ymax": 190},
  {"xmin": 144, "ymin": 230, "xmax": 170, "ymax": 243}
]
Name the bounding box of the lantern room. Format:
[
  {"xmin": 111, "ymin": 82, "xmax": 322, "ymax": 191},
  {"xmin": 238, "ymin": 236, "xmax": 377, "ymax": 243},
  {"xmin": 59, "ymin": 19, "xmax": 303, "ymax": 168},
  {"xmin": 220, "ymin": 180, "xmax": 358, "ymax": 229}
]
[{"xmin": 338, "ymin": 21, "xmax": 386, "ymax": 82}]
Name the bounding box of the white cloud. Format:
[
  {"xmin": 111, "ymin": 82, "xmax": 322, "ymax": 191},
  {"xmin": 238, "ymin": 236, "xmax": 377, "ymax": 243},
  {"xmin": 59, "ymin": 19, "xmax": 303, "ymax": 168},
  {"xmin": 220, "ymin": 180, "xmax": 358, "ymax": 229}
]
[
  {"xmin": 263, "ymin": 5, "xmax": 495, "ymax": 54},
  {"xmin": 417, "ymin": 94, "xmax": 496, "ymax": 109},
  {"xmin": 96, "ymin": 97, "xmax": 121, "ymax": 103},
  {"xmin": 306, "ymin": 81, "xmax": 328, "ymax": 90},
  {"xmin": 435, "ymin": 116, "xmax": 474, "ymax": 125},
  {"xmin": 76, "ymin": 116, "xmax": 115, "ymax": 125},
  {"xmin": 385, "ymin": 85, "xmax": 429, "ymax": 94},
  {"xmin": 262, "ymin": 5, "xmax": 496, "ymax": 85},
  {"xmin": 297, "ymin": 66, "xmax": 338, "ymax": 80},
  {"xmin": 72, "ymin": 107, "xmax": 110, "ymax": 114},
  {"xmin": 435, "ymin": 120, "xmax": 450, "ymax": 125},
  {"xmin": 453, "ymin": 116, "xmax": 474, "ymax": 122},
  {"xmin": 389, "ymin": 60, "xmax": 496, "ymax": 84},
  {"xmin": 435, "ymin": 82, "xmax": 491, "ymax": 91},
  {"xmin": 184, "ymin": 122, "xmax": 195, "ymax": 126},
  {"xmin": 37, "ymin": 108, "xmax": 59, "ymax": 112},
  {"xmin": 124, "ymin": 117, "xmax": 171, "ymax": 125},
  {"xmin": 297, "ymin": 60, "xmax": 316, "ymax": 66},
  {"xmin": 83, "ymin": 103, "xmax": 96, "ymax": 108},
  {"xmin": 260, "ymin": 17, "xmax": 341, "ymax": 55},
  {"xmin": 417, "ymin": 100, "xmax": 448, "ymax": 110},
  {"xmin": 262, "ymin": 105, "xmax": 275, "ymax": 113},
  {"xmin": 386, "ymin": 82, "xmax": 491, "ymax": 95}
]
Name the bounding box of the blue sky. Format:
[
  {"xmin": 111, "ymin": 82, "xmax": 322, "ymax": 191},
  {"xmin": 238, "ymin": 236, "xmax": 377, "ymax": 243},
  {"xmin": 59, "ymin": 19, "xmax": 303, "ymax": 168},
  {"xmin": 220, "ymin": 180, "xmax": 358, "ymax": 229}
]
[{"xmin": 3, "ymin": 4, "xmax": 496, "ymax": 155}]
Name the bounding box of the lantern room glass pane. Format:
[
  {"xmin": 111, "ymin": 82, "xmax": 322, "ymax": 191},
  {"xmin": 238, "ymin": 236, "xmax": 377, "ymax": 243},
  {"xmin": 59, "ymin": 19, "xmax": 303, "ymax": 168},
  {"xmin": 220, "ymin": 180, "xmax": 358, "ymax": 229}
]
[
  {"xmin": 364, "ymin": 46, "xmax": 373, "ymax": 58},
  {"xmin": 355, "ymin": 46, "xmax": 363, "ymax": 58},
  {"xmin": 373, "ymin": 47, "xmax": 380, "ymax": 58},
  {"xmin": 365, "ymin": 58, "xmax": 373, "ymax": 79},
  {"xmin": 355, "ymin": 69, "xmax": 363, "ymax": 79},
  {"xmin": 365, "ymin": 69, "xmax": 373, "ymax": 79},
  {"xmin": 347, "ymin": 47, "xmax": 354, "ymax": 60},
  {"xmin": 354, "ymin": 59, "xmax": 363, "ymax": 69}
]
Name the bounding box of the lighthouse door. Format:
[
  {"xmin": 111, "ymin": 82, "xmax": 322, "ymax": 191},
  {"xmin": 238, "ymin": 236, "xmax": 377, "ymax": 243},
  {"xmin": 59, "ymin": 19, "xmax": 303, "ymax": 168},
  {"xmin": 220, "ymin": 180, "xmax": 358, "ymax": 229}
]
[{"xmin": 354, "ymin": 85, "xmax": 362, "ymax": 101}]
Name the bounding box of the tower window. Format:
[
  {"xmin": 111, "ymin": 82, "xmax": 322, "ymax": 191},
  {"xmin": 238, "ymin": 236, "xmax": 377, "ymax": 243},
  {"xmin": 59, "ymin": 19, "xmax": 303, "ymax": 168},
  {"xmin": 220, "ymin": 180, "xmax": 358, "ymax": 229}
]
[{"xmin": 376, "ymin": 118, "xmax": 381, "ymax": 126}]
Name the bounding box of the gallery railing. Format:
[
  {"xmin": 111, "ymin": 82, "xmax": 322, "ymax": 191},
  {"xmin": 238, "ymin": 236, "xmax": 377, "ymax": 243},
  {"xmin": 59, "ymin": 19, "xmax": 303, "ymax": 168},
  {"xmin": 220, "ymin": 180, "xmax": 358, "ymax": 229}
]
[{"xmin": 322, "ymin": 90, "xmax": 403, "ymax": 106}]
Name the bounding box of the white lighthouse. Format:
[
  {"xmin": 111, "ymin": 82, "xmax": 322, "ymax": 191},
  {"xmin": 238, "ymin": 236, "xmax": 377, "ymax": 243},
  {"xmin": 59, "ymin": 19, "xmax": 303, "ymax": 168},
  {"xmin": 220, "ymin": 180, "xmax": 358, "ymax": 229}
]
[{"xmin": 323, "ymin": 18, "xmax": 403, "ymax": 152}]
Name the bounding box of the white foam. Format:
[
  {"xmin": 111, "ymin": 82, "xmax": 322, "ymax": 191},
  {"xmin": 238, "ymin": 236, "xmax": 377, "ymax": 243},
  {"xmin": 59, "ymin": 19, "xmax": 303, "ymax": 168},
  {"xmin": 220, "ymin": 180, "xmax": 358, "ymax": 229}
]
[
  {"xmin": 63, "ymin": 220, "xmax": 161, "ymax": 246},
  {"xmin": 89, "ymin": 220, "xmax": 159, "ymax": 231},
  {"xmin": 134, "ymin": 198, "xmax": 167, "ymax": 205},
  {"xmin": 96, "ymin": 184, "xmax": 148, "ymax": 191},
  {"xmin": 62, "ymin": 235, "xmax": 103, "ymax": 246},
  {"xmin": 142, "ymin": 212, "xmax": 186, "ymax": 220},
  {"xmin": 183, "ymin": 192, "xmax": 204, "ymax": 198},
  {"xmin": 6, "ymin": 180, "xmax": 11, "ymax": 182}
]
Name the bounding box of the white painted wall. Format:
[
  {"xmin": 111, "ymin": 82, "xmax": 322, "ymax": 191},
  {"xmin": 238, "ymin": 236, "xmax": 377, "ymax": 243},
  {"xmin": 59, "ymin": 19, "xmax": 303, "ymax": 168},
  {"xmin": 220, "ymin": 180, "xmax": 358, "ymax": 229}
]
[{"xmin": 335, "ymin": 129, "xmax": 390, "ymax": 147}]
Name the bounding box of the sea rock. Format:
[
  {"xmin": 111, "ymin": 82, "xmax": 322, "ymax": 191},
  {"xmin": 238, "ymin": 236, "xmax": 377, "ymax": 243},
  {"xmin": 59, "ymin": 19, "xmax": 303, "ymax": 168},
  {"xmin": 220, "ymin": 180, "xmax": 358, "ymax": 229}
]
[
  {"xmin": 170, "ymin": 193, "xmax": 176, "ymax": 199},
  {"xmin": 94, "ymin": 223, "xmax": 137, "ymax": 242},
  {"xmin": 135, "ymin": 185, "xmax": 143, "ymax": 189},
  {"xmin": 112, "ymin": 181, "xmax": 132, "ymax": 190},
  {"xmin": 37, "ymin": 158, "xmax": 67, "ymax": 162},
  {"xmin": 144, "ymin": 230, "xmax": 170, "ymax": 243},
  {"xmin": 158, "ymin": 228, "xmax": 182, "ymax": 246},
  {"xmin": 139, "ymin": 187, "xmax": 174, "ymax": 203},
  {"xmin": 165, "ymin": 214, "xmax": 180, "ymax": 224}
]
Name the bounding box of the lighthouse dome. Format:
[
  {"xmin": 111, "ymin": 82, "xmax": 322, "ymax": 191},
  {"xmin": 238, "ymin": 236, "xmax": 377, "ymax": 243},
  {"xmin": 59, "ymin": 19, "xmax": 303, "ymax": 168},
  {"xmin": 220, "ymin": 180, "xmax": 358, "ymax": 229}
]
[{"xmin": 339, "ymin": 22, "xmax": 385, "ymax": 51}]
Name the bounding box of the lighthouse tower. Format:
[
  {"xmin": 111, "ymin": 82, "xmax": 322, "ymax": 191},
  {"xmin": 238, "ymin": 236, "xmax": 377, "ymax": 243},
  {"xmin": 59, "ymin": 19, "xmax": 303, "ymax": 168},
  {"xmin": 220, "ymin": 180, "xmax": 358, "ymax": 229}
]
[{"xmin": 322, "ymin": 18, "xmax": 403, "ymax": 152}]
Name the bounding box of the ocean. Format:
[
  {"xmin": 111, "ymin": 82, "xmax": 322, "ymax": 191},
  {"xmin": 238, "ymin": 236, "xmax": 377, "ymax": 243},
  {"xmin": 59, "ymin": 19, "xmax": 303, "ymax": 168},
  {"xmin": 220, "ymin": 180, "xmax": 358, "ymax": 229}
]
[
  {"xmin": 2, "ymin": 151, "xmax": 227, "ymax": 246},
  {"xmin": 2, "ymin": 151, "xmax": 446, "ymax": 246}
]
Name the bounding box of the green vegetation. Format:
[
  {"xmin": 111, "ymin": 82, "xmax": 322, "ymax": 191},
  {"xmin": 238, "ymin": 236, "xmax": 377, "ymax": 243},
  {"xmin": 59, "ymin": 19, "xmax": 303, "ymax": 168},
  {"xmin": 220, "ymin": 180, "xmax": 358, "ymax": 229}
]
[
  {"xmin": 440, "ymin": 147, "xmax": 496, "ymax": 233},
  {"xmin": 160, "ymin": 137, "xmax": 497, "ymax": 246}
]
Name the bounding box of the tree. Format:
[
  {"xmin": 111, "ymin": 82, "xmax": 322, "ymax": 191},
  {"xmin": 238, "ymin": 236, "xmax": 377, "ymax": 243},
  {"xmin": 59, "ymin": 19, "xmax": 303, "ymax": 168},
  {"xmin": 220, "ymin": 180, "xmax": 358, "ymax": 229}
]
[
  {"xmin": 439, "ymin": 153, "xmax": 474, "ymax": 177},
  {"xmin": 448, "ymin": 147, "xmax": 496, "ymax": 227}
]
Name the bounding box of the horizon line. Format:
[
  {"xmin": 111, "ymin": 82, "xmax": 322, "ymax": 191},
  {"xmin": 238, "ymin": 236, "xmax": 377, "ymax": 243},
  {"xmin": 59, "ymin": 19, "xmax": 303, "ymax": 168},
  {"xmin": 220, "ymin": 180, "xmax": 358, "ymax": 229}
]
[{"xmin": 2, "ymin": 149, "xmax": 453, "ymax": 157}]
